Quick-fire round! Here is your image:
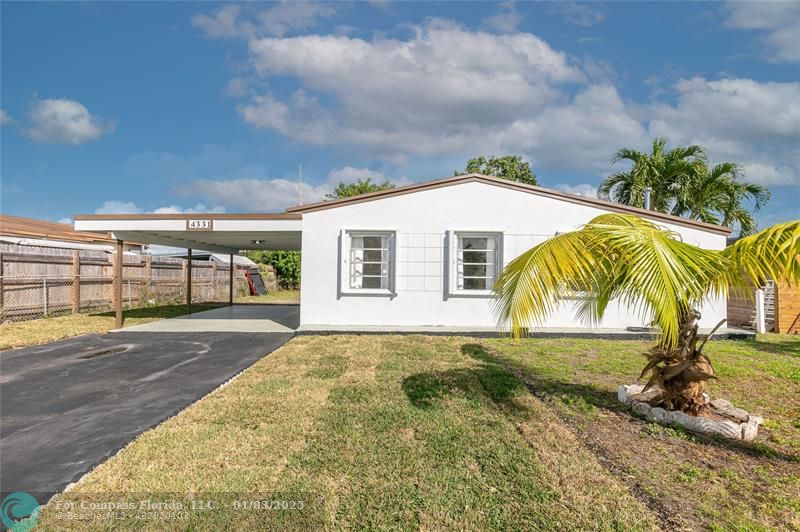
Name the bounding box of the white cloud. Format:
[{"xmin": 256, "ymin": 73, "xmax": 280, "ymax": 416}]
[
  {"xmin": 200, "ymin": 14, "xmax": 798, "ymax": 186},
  {"xmin": 95, "ymin": 200, "xmax": 225, "ymax": 215},
  {"xmin": 57, "ymin": 217, "xmax": 73, "ymax": 225},
  {"xmin": 192, "ymin": 5, "xmax": 244, "ymax": 38},
  {"xmin": 25, "ymin": 98, "xmax": 113, "ymax": 145},
  {"xmin": 550, "ymin": 2, "xmax": 606, "ymax": 27},
  {"xmin": 651, "ymin": 77, "xmax": 800, "ymax": 141},
  {"xmin": 193, "ymin": 2, "xmax": 335, "ymax": 39},
  {"xmin": 152, "ymin": 204, "xmax": 226, "ymax": 214},
  {"xmin": 724, "ymin": 1, "xmax": 800, "ymax": 63},
  {"xmin": 257, "ymin": 1, "xmax": 336, "ymax": 37},
  {"xmin": 327, "ymin": 166, "xmax": 413, "ymax": 186},
  {"xmin": 482, "ymin": 2, "xmax": 522, "ymax": 33},
  {"xmin": 502, "ymin": 84, "xmax": 647, "ymax": 170},
  {"xmin": 174, "ymin": 165, "xmax": 412, "ymax": 212},
  {"xmin": 0, "ymin": 109, "xmax": 12, "ymax": 124},
  {"xmin": 95, "ymin": 200, "xmax": 141, "ymax": 215},
  {"xmin": 238, "ymin": 24, "xmax": 800, "ymax": 181},
  {"xmin": 226, "ymin": 78, "xmax": 250, "ymax": 97},
  {"xmin": 175, "ymin": 178, "xmax": 329, "ymax": 211},
  {"xmin": 555, "ymin": 183, "xmax": 599, "ymax": 197},
  {"xmin": 647, "ymin": 77, "xmax": 800, "ymax": 185},
  {"xmin": 240, "ymin": 20, "xmax": 584, "ymax": 159},
  {"xmin": 327, "ymin": 166, "xmax": 381, "ymax": 184}
]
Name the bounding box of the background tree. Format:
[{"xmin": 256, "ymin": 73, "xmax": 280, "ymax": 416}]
[
  {"xmin": 600, "ymin": 137, "xmax": 770, "ymax": 235},
  {"xmin": 461, "ymin": 155, "xmax": 537, "ymax": 185},
  {"xmin": 326, "ymin": 178, "xmax": 395, "ymax": 199},
  {"xmin": 245, "ymin": 250, "xmax": 301, "ymax": 289},
  {"xmin": 250, "ymin": 177, "xmax": 395, "ymax": 289},
  {"xmin": 599, "ymin": 137, "xmax": 704, "ymax": 212},
  {"xmin": 670, "ymin": 162, "xmax": 769, "ymax": 236},
  {"xmin": 494, "ymin": 214, "xmax": 799, "ymax": 414}
]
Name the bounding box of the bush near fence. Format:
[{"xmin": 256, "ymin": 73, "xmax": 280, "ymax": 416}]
[{"xmin": 0, "ymin": 244, "xmax": 250, "ymax": 322}]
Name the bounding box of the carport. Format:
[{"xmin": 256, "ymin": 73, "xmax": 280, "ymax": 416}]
[{"xmin": 73, "ymin": 213, "xmax": 302, "ymax": 328}]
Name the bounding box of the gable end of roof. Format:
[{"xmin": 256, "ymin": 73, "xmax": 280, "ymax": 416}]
[{"xmin": 287, "ymin": 173, "xmax": 732, "ymax": 235}]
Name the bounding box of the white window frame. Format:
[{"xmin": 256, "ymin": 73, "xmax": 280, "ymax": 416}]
[
  {"xmin": 340, "ymin": 229, "xmax": 396, "ymax": 296},
  {"xmin": 447, "ymin": 230, "xmax": 503, "ymax": 297}
]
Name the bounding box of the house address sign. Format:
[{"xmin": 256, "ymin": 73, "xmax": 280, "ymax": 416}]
[{"xmin": 186, "ymin": 219, "xmax": 214, "ymax": 231}]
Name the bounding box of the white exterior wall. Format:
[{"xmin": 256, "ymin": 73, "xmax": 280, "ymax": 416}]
[{"xmin": 300, "ymin": 182, "xmax": 727, "ymax": 330}]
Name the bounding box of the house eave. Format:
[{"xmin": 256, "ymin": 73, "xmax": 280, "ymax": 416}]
[{"xmin": 287, "ymin": 173, "xmax": 732, "ymax": 236}]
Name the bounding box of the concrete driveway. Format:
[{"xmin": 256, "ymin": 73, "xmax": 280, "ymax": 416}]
[
  {"xmin": 0, "ymin": 306, "xmax": 295, "ymax": 496},
  {"xmin": 116, "ymin": 304, "xmax": 299, "ymax": 333}
]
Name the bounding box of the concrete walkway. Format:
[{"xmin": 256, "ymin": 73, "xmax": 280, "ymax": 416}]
[
  {"xmin": 297, "ymin": 324, "xmax": 755, "ymax": 339},
  {"xmin": 116, "ymin": 304, "xmax": 299, "ymax": 333}
]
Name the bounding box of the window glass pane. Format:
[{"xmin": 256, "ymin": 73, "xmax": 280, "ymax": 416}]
[
  {"xmin": 464, "ymin": 278, "xmax": 487, "ymax": 290},
  {"xmin": 461, "ymin": 237, "xmax": 488, "ymax": 250},
  {"xmin": 362, "ymin": 276, "xmax": 383, "ymax": 289},
  {"xmin": 362, "ymin": 236, "xmax": 383, "ymax": 249},
  {"xmin": 462, "ymin": 250, "xmax": 488, "ymax": 264},
  {"xmin": 363, "ymin": 249, "xmax": 383, "ymax": 262},
  {"xmin": 348, "ymin": 232, "xmax": 391, "ymax": 290},
  {"xmin": 363, "ymin": 263, "xmax": 383, "ymax": 276},
  {"xmin": 456, "ymin": 234, "xmax": 497, "ymax": 291},
  {"xmin": 464, "ymin": 264, "xmax": 487, "ymax": 277}
]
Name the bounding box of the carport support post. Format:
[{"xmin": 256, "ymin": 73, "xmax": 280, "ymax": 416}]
[
  {"xmin": 187, "ymin": 248, "xmax": 193, "ymax": 315},
  {"xmin": 114, "ymin": 239, "xmax": 123, "ymax": 328},
  {"xmin": 228, "ymin": 253, "xmax": 234, "ymax": 306}
]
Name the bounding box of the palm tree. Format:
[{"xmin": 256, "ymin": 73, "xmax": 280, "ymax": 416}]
[
  {"xmin": 599, "ymin": 137, "xmax": 705, "ymax": 212},
  {"xmin": 670, "ymin": 162, "xmax": 770, "ymax": 236},
  {"xmin": 493, "ymin": 214, "xmax": 800, "ymax": 414}
]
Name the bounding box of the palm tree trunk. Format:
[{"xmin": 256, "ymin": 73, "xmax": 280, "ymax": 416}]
[{"xmin": 640, "ymin": 309, "xmax": 719, "ymax": 415}]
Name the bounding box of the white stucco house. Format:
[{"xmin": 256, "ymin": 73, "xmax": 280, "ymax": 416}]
[{"xmin": 74, "ymin": 174, "xmax": 731, "ymax": 333}]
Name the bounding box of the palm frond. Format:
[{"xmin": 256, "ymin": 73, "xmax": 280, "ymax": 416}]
[
  {"xmin": 493, "ymin": 214, "xmax": 727, "ymax": 348},
  {"xmin": 611, "ymin": 148, "xmax": 644, "ymax": 165},
  {"xmin": 492, "ymin": 229, "xmax": 599, "ymax": 337},
  {"xmin": 721, "ymin": 220, "xmax": 800, "ymax": 293}
]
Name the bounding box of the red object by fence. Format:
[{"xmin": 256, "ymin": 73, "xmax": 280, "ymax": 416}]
[{"xmin": 244, "ymin": 270, "xmax": 256, "ymax": 295}]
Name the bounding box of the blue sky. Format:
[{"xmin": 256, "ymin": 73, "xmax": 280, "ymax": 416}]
[{"xmin": 1, "ymin": 1, "xmax": 798, "ymax": 228}]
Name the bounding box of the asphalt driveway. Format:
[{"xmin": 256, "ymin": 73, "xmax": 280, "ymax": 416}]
[{"xmin": 0, "ymin": 329, "xmax": 292, "ymax": 496}]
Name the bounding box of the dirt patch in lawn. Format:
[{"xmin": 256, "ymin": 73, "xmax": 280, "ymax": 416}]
[{"xmin": 481, "ymin": 337, "xmax": 800, "ymax": 531}]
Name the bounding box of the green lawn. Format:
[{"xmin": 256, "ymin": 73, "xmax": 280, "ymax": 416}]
[
  {"xmin": 0, "ymin": 303, "xmax": 226, "ymax": 350},
  {"xmin": 236, "ymin": 289, "xmax": 300, "ymax": 305},
  {"xmin": 38, "ymin": 334, "xmax": 800, "ymax": 530},
  {"xmin": 485, "ymin": 334, "xmax": 800, "ymax": 530}
]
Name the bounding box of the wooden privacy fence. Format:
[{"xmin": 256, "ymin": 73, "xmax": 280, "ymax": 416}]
[
  {"xmin": 0, "ymin": 246, "xmax": 250, "ymax": 322},
  {"xmin": 727, "ymin": 279, "xmax": 800, "ymax": 334},
  {"xmin": 775, "ymin": 281, "xmax": 800, "ymax": 334}
]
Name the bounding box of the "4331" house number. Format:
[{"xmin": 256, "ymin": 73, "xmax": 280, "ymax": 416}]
[{"xmin": 186, "ymin": 219, "xmax": 213, "ymax": 231}]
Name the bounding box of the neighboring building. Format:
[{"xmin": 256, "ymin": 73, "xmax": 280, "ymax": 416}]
[
  {"xmin": 153, "ymin": 250, "xmax": 257, "ymax": 268},
  {"xmin": 156, "ymin": 251, "xmax": 276, "ymax": 294},
  {"xmin": 0, "ymin": 214, "xmax": 144, "ymax": 253},
  {"xmin": 74, "ymin": 174, "xmax": 731, "ymax": 332}
]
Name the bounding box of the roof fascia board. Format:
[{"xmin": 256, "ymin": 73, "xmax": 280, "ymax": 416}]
[
  {"xmin": 73, "ymin": 213, "xmax": 301, "ymax": 221},
  {"xmin": 288, "ymin": 173, "xmax": 731, "ymax": 235}
]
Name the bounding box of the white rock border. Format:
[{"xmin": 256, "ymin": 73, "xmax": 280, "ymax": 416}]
[{"xmin": 618, "ymin": 384, "xmax": 763, "ymax": 441}]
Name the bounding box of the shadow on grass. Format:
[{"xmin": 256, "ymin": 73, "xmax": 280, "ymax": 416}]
[
  {"xmin": 402, "ymin": 343, "xmax": 526, "ymax": 412},
  {"xmin": 736, "ymin": 337, "xmax": 800, "ymax": 358},
  {"xmin": 457, "ymin": 342, "xmax": 800, "ymax": 464}
]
